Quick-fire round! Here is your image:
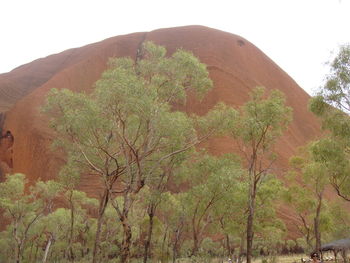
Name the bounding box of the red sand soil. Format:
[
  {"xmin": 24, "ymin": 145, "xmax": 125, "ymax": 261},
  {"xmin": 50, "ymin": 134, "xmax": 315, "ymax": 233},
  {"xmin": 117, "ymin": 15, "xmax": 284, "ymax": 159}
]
[{"xmin": 0, "ymin": 26, "xmax": 325, "ymax": 237}]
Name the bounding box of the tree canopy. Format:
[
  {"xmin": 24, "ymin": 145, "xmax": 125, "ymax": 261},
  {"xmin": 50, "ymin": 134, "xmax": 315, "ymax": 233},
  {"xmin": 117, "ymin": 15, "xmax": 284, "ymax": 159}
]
[{"xmin": 43, "ymin": 41, "xmax": 236, "ymax": 263}]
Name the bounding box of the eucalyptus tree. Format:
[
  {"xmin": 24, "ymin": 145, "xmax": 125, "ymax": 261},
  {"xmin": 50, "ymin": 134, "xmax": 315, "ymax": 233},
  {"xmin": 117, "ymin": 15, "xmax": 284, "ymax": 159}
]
[
  {"xmin": 284, "ymin": 178, "xmax": 315, "ymax": 250},
  {"xmin": 43, "ymin": 41, "xmax": 236, "ymax": 263},
  {"xmin": 286, "ymin": 145, "xmax": 329, "ymax": 252},
  {"xmin": 179, "ymin": 153, "xmax": 242, "ymax": 256},
  {"xmin": 140, "ymin": 153, "xmax": 189, "ymax": 263},
  {"xmin": 0, "ymin": 174, "xmax": 61, "ymax": 263},
  {"xmin": 309, "ymin": 44, "xmax": 350, "ymax": 202},
  {"xmin": 63, "ymin": 189, "xmax": 98, "ymax": 260},
  {"xmin": 253, "ymin": 175, "xmax": 286, "ymax": 253},
  {"xmin": 230, "ymin": 87, "xmax": 292, "ymax": 263},
  {"xmin": 57, "ymin": 163, "xmax": 99, "ymax": 261},
  {"xmin": 40, "ymin": 208, "xmax": 71, "ymax": 263},
  {"xmin": 157, "ymin": 192, "xmax": 187, "ymax": 263},
  {"xmin": 211, "ymin": 178, "xmax": 247, "ymax": 258},
  {"xmin": 325, "ymin": 200, "xmax": 350, "ymax": 241}
]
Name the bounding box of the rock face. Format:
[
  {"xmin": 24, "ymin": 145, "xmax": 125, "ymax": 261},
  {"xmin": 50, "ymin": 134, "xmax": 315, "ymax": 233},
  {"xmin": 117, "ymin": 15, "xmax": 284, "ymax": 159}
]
[{"xmin": 0, "ymin": 26, "xmax": 321, "ymax": 236}]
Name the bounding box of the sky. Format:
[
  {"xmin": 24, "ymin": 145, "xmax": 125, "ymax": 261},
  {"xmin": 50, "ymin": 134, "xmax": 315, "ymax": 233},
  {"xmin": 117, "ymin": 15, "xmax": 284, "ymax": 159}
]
[{"xmin": 1, "ymin": 0, "xmax": 350, "ymax": 95}]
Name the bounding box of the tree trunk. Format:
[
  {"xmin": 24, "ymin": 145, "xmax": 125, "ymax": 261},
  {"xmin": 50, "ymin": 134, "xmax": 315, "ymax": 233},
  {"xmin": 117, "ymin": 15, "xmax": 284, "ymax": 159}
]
[
  {"xmin": 191, "ymin": 211, "xmax": 200, "ymax": 257},
  {"xmin": 15, "ymin": 242, "xmax": 23, "ymax": 263},
  {"xmin": 143, "ymin": 206, "xmax": 155, "ymax": 263},
  {"xmin": 68, "ymin": 190, "xmax": 75, "ymax": 261},
  {"xmin": 172, "ymin": 228, "xmax": 181, "ymax": 263},
  {"xmin": 246, "ymin": 210, "xmax": 254, "ymax": 263},
  {"xmin": 219, "ymin": 217, "xmax": 231, "ymax": 257},
  {"xmin": 120, "ymin": 218, "xmax": 132, "ymax": 263},
  {"xmin": 14, "ymin": 220, "xmax": 22, "ymax": 263},
  {"xmin": 161, "ymin": 226, "xmax": 168, "ymax": 261},
  {"xmin": 92, "ymin": 189, "xmax": 109, "ymax": 263},
  {"xmin": 246, "ymin": 180, "xmax": 256, "ymax": 263},
  {"xmin": 191, "ymin": 229, "xmax": 199, "ymax": 256},
  {"xmin": 225, "ymin": 233, "xmax": 232, "ymax": 257},
  {"xmin": 314, "ymin": 194, "xmax": 323, "ymax": 253},
  {"xmin": 42, "ymin": 234, "xmax": 54, "ymax": 263}
]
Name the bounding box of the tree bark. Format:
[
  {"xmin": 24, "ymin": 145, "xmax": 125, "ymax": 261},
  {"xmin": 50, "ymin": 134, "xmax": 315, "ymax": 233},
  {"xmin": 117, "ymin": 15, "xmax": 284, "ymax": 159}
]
[
  {"xmin": 171, "ymin": 215, "xmax": 185, "ymax": 263},
  {"xmin": 225, "ymin": 233, "xmax": 232, "ymax": 257},
  {"xmin": 219, "ymin": 217, "xmax": 231, "ymax": 257},
  {"xmin": 14, "ymin": 220, "xmax": 22, "ymax": 263},
  {"xmin": 92, "ymin": 189, "xmax": 109, "ymax": 263},
  {"xmin": 172, "ymin": 226, "xmax": 182, "ymax": 263},
  {"xmin": 191, "ymin": 227, "xmax": 199, "ymax": 256},
  {"xmin": 120, "ymin": 218, "xmax": 132, "ymax": 263},
  {"xmin": 191, "ymin": 205, "xmax": 200, "ymax": 257},
  {"xmin": 143, "ymin": 205, "xmax": 155, "ymax": 263},
  {"xmin": 42, "ymin": 234, "xmax": 54, "ymax": 263},
  {"xmin": 160, "ymin": 226, "xmax": 168, "ymax": 261},
  {"xmin": 15, "ymin": 243, "xmax": 21, "ymax": 263},
  {"xmin": 314, "ymin": 194, "xmax": 323, "ymax": 253},
  {"xmin": 246, "ymin": 175, "xmax": 256, "ymax": 263},
  {"xmin": 68, "ymin": 190, "xmax": 75, "ymax": 261}
]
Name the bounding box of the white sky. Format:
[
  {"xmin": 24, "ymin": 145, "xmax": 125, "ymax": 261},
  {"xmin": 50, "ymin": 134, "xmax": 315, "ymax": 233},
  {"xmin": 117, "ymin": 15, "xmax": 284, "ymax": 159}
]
[{"xmin": 1, "ymin": 0, "xmax": 350, "ymax": 95}]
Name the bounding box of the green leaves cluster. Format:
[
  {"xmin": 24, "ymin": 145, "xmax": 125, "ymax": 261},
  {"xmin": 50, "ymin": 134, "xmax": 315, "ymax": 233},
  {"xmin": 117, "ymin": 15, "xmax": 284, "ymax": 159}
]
[
  {"xmin": 232, "ymin": 87, "xmax": 292, "ymax": 151},
  {"xmin": 309, "ymin": 44, "xmax": 350, "ymax": 203}
]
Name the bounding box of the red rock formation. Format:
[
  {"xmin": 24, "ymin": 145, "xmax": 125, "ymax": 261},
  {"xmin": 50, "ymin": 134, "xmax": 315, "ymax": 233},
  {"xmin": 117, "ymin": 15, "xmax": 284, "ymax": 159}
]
[{"xmin": 0, "ymin": 26, "xmax": 322, "ymax": 237}]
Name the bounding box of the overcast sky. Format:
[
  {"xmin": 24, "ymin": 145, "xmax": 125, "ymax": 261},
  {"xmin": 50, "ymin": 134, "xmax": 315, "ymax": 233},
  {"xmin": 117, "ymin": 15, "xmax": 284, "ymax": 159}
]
[{"xmin": 1, "ymin": 0, "xmax": 350, "ymax": 95}]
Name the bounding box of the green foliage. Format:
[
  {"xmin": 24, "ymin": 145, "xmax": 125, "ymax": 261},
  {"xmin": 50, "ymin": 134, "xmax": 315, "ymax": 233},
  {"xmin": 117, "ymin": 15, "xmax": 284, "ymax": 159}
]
[
  {"xmin": 285, "ymin": 143, "xmax": 335, "ymax": 252},
  {"xmin": 325, "ymin": 200, "xmax": 350, "ymax": 240},
  {"xmin": 286, "ymin": 240, "xmax": 296, "ymax": 253},
  {"xmin": 0, "ymin": 173, "xmax": 62, "ymax": 262},
  {"xmin": 228, "ymin": 87, "xmax": 292, "ymax": 263},
  {"xmin": 311, "ymin": 44, "xmax": 350, "ymax": 113},
  {"xmin": 178, "ymin": 153, "xmax": 242, "ymax": 255},
  {"xmin": 195, "ymin": 102, "xmax": 238, "ymax": 136},
  {"xmin": 42, "ymin": 41, "xmax": 237, "ymax": 262},
  {"xmin": 232, "ymin": 87, "xmax": 292, "ymax": 151},
  {"xmin": 42, "ymin": 41, "xmax": 216, "ymax": 184},
  {"xmin": 309, "ymin": 44, "xmax": 350, "ymax": 202}
]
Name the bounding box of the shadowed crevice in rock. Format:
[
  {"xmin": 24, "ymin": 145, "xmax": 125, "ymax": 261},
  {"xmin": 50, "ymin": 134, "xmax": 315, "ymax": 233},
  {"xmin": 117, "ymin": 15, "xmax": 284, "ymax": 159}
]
[{"xmin": 0, "ymin": 129, "xmax": 14, "ymax": 181}]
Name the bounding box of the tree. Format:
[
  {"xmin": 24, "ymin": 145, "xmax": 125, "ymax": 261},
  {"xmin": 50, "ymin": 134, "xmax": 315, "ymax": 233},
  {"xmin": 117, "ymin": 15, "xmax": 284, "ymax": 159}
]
[
  {"xmin": 230, "ymin": 87, "xmax": 292, "ymax": 263},
  {"xmin": 322, "ymin": 200, "xmax": 350, "ymax": 244},
  {"xmin": 157, "ymin": 192, "xmax": 187, "ymax": 263},
  {"xmin": 39, "ymin": 208, "xmax": 71, "ymax": 263},
  {"xmin": 287, "ymin": 146, "xmax": 329, "ymax": 252},
  {"xmin": 0, "ymin": 174, "xmax": 61, "ymax": 263},
  {"xmin": 57, "ymin": 163, "xmax": 86, "ymax": 261},
  {"xmin": 179, "ymin": 153, "xmax": 242, "ymax": 256},
  {"xmin": 43, "ymin": 41, "xmax": 235, "ymax": 263},
  {"xmin": 211, "ymin": 175, "xmax": 247, "ymax": 259},
  {"xmin": 309, "ymin": 44, "xmax": 350, "ymax": 202},
  {"xmin": 139, "ymin": 148, "xmax": 190, "ymax": 263},
  {"xmin": 252, "ymin": 175, "xmax": 286, "ymax": 256}
]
